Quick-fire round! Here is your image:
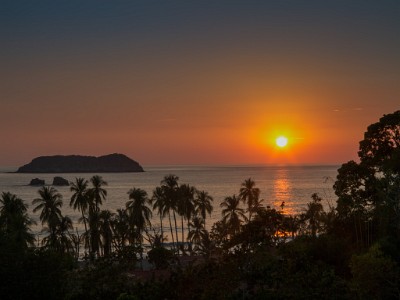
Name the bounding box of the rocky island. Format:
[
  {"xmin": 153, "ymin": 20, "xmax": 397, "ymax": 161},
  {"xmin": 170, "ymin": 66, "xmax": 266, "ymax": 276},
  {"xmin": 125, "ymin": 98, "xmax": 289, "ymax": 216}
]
[{"xmin": 17, "ymin": 153, "xmax": 144, "ymax": 173}]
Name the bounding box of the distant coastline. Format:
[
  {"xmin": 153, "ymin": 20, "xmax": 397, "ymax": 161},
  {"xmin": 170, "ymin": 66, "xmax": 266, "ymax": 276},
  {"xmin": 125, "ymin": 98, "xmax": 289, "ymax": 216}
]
[{"xmin": 0, "ymin": 163, "xmax": 341, "ymax": 174}]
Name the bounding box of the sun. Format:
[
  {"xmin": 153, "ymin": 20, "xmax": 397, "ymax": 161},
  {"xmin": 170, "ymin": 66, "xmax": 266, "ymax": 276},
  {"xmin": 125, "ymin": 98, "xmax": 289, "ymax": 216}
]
[{"xmin": 276, "ymin": 136, "xmax": 288, "ymax": 147}]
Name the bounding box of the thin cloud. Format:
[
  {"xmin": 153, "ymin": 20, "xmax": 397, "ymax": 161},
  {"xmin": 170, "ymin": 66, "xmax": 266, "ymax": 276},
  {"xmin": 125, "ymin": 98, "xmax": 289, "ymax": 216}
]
[{"xmin": 332, "ymin": 107, "xmax": 363, "ymax": 113}]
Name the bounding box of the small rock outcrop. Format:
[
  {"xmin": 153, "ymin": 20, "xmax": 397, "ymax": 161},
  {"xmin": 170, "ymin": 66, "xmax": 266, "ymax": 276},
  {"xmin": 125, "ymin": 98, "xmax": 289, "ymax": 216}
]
[
  {"xmin": 30, "ymin": 178, "xmax": 45, "ymax": 186},
  {"xmin": 52, "ymin": 176, "xmax": 69, "ymax": 186},
  {"xmin": 16, "ymin": 153, "xmax": 144, "ymax": 173}
]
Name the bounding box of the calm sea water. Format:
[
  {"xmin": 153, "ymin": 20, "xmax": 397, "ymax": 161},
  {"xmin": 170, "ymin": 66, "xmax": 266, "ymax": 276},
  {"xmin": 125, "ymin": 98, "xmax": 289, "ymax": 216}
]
[{"xmin": 0, "ymin": 165, "xmax": 339, "ymax": 235}]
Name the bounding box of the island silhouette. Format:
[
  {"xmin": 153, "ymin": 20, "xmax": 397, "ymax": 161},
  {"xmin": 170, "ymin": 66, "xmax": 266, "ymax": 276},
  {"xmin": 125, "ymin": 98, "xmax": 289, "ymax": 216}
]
[{"xmin": 16, "ymin": 153, "xmax": 144, "ymax": 173}]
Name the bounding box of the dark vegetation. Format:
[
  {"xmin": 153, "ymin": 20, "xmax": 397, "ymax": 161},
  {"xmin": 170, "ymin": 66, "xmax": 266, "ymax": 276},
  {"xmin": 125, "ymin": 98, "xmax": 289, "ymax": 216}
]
[{"xmin": 1, "ymin": 111, "xmax": 400, "ymax": 299}]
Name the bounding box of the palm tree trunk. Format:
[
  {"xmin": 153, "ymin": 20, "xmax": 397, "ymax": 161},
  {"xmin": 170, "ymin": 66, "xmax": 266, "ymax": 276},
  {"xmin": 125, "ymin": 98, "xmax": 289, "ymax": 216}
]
[
  {"xmin": 181, "ymin": 217, "xmax": 185, "ymax": 246},
  {"xmin": 81, "ymin": 210, "xmax": 90, "ymax": 253},
  {"xmin": 160, "ymin": 215, "xmax": 164, "ymax": 245},
  {"xmin": 173, "ymin": 211, "xmax": 179, "ymax": 254},
  {"xmin": 187, "ymin": 219, "xmax": 191, "ymax": 243},
  {"xmin": 139, "ymin": 230, "xmax": 144, "ymax": 270},
  {"xmin": 168, "ymin": 211, "xmax": 175, "ymax": 250}
]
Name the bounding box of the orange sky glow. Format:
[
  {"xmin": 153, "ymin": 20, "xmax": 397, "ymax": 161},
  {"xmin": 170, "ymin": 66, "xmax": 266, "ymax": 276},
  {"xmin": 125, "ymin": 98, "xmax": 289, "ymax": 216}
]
[{"xmin": 1, "ymin": 2, "xmax": 399, "ymax": 167}]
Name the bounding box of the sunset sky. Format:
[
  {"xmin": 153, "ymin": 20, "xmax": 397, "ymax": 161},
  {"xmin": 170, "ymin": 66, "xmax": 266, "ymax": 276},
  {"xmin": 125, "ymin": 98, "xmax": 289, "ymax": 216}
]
[{"xmin": 1, "ymin": 1, "xmax": 399, "ymax": 167}]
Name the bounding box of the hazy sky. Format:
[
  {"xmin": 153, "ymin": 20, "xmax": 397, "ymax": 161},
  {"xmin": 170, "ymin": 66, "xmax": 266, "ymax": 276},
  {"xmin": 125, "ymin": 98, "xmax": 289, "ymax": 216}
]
[{"xmin": 1, "ymin": 1, "xmax": 399, "ymax": 166}]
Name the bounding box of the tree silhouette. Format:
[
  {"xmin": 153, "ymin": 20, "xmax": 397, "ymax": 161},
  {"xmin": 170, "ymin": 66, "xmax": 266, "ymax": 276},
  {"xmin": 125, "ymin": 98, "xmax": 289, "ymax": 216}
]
[
  {"xmin": 220, "ymin": 195, "xmax": 247, "ymax": 237},
  {"xmin": 32, "ymin": 186, "xmax": 63, "ymax": 244},
  {"xmin": 195, "ymin": 190, "xmax": 213, "ymax": 229},
  {"xmin": 160, "ymin": 174, "xmax": 180, "ymax": 251},
  {"xmin": 99, "ymin": 210, "xmax": 114, "ymax": 257},
  {"xmin": 334, "ymin": 110, "xmax": 400, "ymax": 246},
  {"xmin": 151, "ymin": 186, "xmax": 167, "ymax": 245},
  {"xmin": 69, "ymin": 177, "xmax": 90, "ymax": 251},
  {"xmin": 87, "ymin": 209, "xmax": 101, "ymax": 257},
  {"xmin": 88, "ymin": 175, "xmax": 108, "ymax": 213},
  {"xmin": 239, "ymin": 178, "xmax": 261, "ymax": 220},
  {"xmin": 334, "ymin": 161, "xmax": 372, "ymax": 247},
  {"xmin": 249, "ymin": 195, "xmax": 264, "ymax": 219},
  {"xmin": 42, "ymin": 215, "xmax": 73, "ymax": 253},
  {"xmin": 126, "ymin": 187, "xmax": 152, "ymax": 260},
  {"xmin": 188, "ymin": 216, "xmax": 207, "ymax": 250},
  {"xmin": 301, "ymin": 193, "xmax": 324, "ymax": 238},
  {"xmin": 177, "ymin": 184, "xmax": 196, "ymax": 246},
  {"xmin": 358, "ymin": 110, "xmax": 400, "ymax": 174},
  {"xmin": 112, "ymin": 208, "xmax": 129, "ymax": 252},
  {"xmin": 0, "ymin": 192, "xmax": 35, "ymax": 248},
  {"xmin": 0, "ymin": 192, "xmax": 27, "ymax": 218},
  {"xmin": 85, "ymin": 175, "xmax": 107, "ymax": 257}
]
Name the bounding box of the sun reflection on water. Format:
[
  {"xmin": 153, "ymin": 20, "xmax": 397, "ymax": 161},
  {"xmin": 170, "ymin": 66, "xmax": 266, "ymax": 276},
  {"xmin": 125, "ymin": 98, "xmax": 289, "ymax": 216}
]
[{"xmin": 273, "ymin": 169, "xmax": 295, "ymax": 215}]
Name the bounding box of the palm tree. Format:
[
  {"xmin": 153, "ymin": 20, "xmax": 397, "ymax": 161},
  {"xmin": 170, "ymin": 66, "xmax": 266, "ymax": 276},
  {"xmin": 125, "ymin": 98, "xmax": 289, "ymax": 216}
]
[
  {"xmin": 32, "ymin": 186, "xmax": 63, "ymax": 238},
  {"xmin": 249, "ymin": 196, "xmax": 264, "ymax": 218},
  {"xmin": 126, "ymin": 188, "xmax": 152, "ymax": 268},
  {"xmin": 87, "ymin": 210, "xmax": 101, "ymax": 257},
  {"xmin": 161, "ymin": 174, "xmax": 180, "ymax": 251},
  {"xmin": 195, "ymin": 190, "xmax": 213, "ymax": 228},
  {"xmin": 70, "ymin": 177, "xmax": 90, "ymax": 251},
  {"xmin": 151, "ymin": 187, "xmax": 167, "ymax": 244},
  {"xmin": 88, "ymin": 175, "xmax": 108, "ymax": 212},
  {"xmin": 161, "ymin": 174, "xmax": 180, "ymax": 191},
  {"xmin": 0, "ymin": 192, "xmax": 28, "ymax": 219},
  {"xmin": 84, "ymin": 176, "xmax": 107, "ymax": 258},
  {"xmin": 56, "ymin": 215, "xmax": 74, "ymax": 253},
  {"xmin": 112, "ymin": 208, "xmax": 130, "ymax": 252},
  {"xmin": 177, "ymin": 184, "xmax": 196, "ymax": 245},
  {"xmin": 126, "ymin": 188, "xmax": 152, "ymax": 246},
  {"xmin": 188, "ymin": 216, "xmax": 207, "ymax": 247},
  {"xmin": 8, "ymin": 213, "xmax": 36, "ymax": 248},
  {"xmin": 302, "ymin": 193, "xmax": 324, "ymax": 237},
  {"xmin": 220, "ymin": 195, "xmax": 247, "ymax": 237},
  {"xmin": 239, "ymin": 178, "xmax": 260, "ymax": 221},
  {"xmin": 0, "ymin": 192, "xmax": 35, "ymax": 248},
  {"xmin": 69, "ymin": 228, "xmax": 84, "ymax": 259},
  {"xmin": 195, "ymin": 231, "xmax": 213, "ymax": 258},
  {"xmin": 41, "ymin": 215, "xmax": 73, "ymax": 253},
  {"xmin": 99, "ymin": 210, "xmax": 114, "ymax": 257}
]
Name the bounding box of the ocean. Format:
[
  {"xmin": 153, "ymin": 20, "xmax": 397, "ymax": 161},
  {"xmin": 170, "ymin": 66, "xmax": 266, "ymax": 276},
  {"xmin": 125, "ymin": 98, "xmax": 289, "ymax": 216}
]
[{"xmin": 0, "ymin": 165, "xmax": 339, "ymax": 236}]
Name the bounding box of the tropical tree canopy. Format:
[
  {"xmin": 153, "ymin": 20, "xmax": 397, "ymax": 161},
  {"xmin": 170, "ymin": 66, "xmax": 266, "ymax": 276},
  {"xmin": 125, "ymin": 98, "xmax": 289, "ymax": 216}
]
[
  {"xmin": 220, "ymin": 195, "xmax": 247, "ymax": 236},
  {"xmin": 69, "ymin": 177, "xmax": 90, "ymax": 252},
  {"xmin": 70, "ymin": 177, "xmax": 89, "ymax": 212},
  {"xmin": 0, "ymin": 192, "xmax": 35, "ymax": 248},
  {"xmin": 32, "ymin": 186, "xmax": 63, "ymax": 230},
  {"xmin": 239, "ymin": 178, "xmax": 261, "ymax": 220},
  {"xmin": 334, "ymin": 110, "xmax": 400, "ymax": 246},
  {"xmin": 126, "ymin": 188, "xmax": 152, "ymax": 245},
  {"xmin": 358, "ymin": 110, "xmax": 400, "ymax": 173},
  {"xmin": 0, "ymin": 192, "xmax": 27, "ymax": 217},
  {"xmin": 88, "ymin": 175, "xmax": 108, "ymax": 212},
  {"xmin": 195, "ymin": 190, "xmax": 213, "ymax": 224}
]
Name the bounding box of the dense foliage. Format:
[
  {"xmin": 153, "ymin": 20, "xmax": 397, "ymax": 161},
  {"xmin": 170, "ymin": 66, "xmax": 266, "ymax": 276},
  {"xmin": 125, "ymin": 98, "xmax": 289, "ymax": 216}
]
[{"xmin": 1, "ymin": 110, "xmax": 400, "ymax": 299}]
